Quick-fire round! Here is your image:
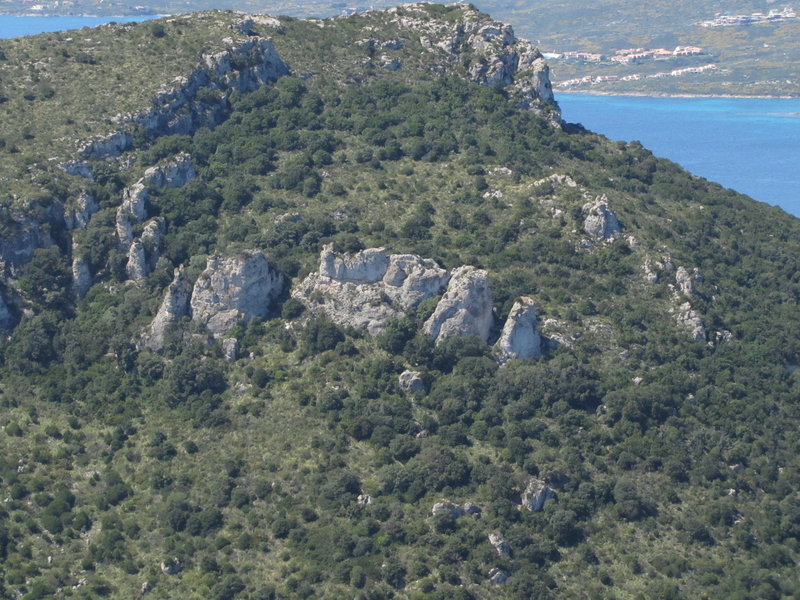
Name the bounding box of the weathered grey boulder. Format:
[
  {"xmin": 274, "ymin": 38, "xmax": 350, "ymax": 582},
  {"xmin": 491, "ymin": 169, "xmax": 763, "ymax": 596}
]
[
  {"xmin": 675, "ymin": 266, "xmax": 694, "ymax": 297},
  {"xmin": 676, "ymin": 302, "xmax": 706, "ymax": 342},
  {"xmin": 423, "ymin": 266, "xmax": 493, "ymax": 344},
  {"xmin": 320, "ymin": 244, "xmax": 390, "ymax": 284},
  {"xmin": 141, "ymin": 218, "xmax": 166, "ymax": 271},
  {"xmin": 116, "ymin": 182, "xmax": 149, "ymax": 249},
  {"xmin": 64, "ymin": 192, "xmax": 99, "ymax": 230},
  {"xmin": 488, "ymin": 532, "xmax": 510, "ymax": 555},
  {"xmin": 463, "ymin": 502, "xmax": 481, "ymax": 516},
  {"xmin": 160, "ymin": 558, "xmax": 182, "ymax": 576},
  {"xmin": 488, "ymin": 568, "xmax": 509, "ymax": 585},
  {"xmin": 493, "ymin": 297, "xmax": 542, "ymax": 364},
  {"xmin": 521, "ymin": 478, "xmax": 555, "ymax": 512},
  {"xmin": 643, "ymin": 258, "xmax": 659, "ymax": 284},
  {"xmin": 72, "ymin": 254, "xmax": 92, "ymax": 298},
  {"xmin": 191, "ymin": 251, "xmax": 283, "ymax": 338},
  {"xmin": 399, "ymin": 370, "xmax": 425, "ymax": 394},
  {"xmin": 357, "ymin": 494, "xmax": 374, "ymax": 505},
  {"xmin": 202, "ymin": 37, "xmax": 289, "ymax": 92},
  {"xmin": 294, "ymin": 246, "xmax": 449, "ymax": 335},
  {"xmin": 143, "ymin": 153, "xmax": 197, "ymax": 189},
  {"xmin": 222, "ymin": 338, "xmax": 239, "ymax": 363},
  {"xmin": 142, "ymin": 267, "xmax": 192, "ymax": 353},
  {"xmin": 583, "ymin": 196, "xmax": 621, "ymax": 239},
  {"xmin": 126, "ymin": 240, "xmax": 148, "ymax": 281},
  {"xmin": 59, "ymin": 160, "xmax": 94, "ymax": 179},
  {"xmin": 432, "ymin": 500, "xmax": 462, "ymax": 519}
]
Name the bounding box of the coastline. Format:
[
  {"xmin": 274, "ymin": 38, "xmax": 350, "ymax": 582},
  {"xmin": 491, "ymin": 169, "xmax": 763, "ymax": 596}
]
[
  {"xmin": 0, "ymin": 13, "xmax": 168, "ymax": 18},
  {"xmin": 557, "ymin": 89, "xmax": 800, "ymax": 100}
]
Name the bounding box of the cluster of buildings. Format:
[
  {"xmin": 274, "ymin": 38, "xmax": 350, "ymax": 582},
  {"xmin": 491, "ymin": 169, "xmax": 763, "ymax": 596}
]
[
  {"xmin": 610, "ymin": 46, "xmax": 705, "ymax": 63},
  {"xmin": 544, "ymin": 46, "xmax": 706, "ymax": 64},
  {"xmin": 698, "ymin": 7, "xmax": 797, "ymax": 27},
  {"xmin": 557, "ymin": 64, "xmax": 718, "ymax": 88},
  {"xmin": 19, "ymin": 0, "xmax": 75, "ymax": 9}
]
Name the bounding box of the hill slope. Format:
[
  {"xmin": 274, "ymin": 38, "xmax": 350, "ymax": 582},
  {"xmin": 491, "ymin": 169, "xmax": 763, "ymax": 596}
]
[{"xmin": 2, "ymin": 6, "xmax": 800, "ymax": 600}]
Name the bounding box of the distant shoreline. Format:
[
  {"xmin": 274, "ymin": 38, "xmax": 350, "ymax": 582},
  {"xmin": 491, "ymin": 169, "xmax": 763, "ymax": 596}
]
[
  {"xmin": 0, "ymin": 13, "xmax": 168, "ymax": 18},
  {"xmin": 557, "ymin": 90, "xmax": 800, "ymax": 100}
]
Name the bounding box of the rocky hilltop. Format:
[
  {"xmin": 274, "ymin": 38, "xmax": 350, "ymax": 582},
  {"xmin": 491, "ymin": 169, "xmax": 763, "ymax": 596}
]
[{"xmin": 0, "ymin": 6, "xmax": 799, "ymax": 600}]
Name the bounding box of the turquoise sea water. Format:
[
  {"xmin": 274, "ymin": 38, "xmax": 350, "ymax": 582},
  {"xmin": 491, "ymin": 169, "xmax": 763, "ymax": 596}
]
[
  {"xmin": 558, "ymin": 93, "xmax": 800, "ymax": 217},
  {"xmin": 0, "ymin": 15, "xmax": 157, "ymax": 38}
]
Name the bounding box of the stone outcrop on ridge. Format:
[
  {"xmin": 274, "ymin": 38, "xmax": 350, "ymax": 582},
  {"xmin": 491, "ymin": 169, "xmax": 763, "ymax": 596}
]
[
  {"xmin": 521, "ymin": 478, "xmax": 556, "ymax": 512},
  {"xmin": 293, "ymin": 245, "xmax": 449, "ymax": 335},
  {"xmin": 142, "ymin": 153, "xmax": 197, "ymax": 190},
  {"xmin": 676, "ymin": 302, "xmax": 707, "ymax": 343},
  {"xmin": 390, "ymin": 3, "xmax": 558, "ymax": 117},
  {"xmin": 79, "ymin": 37, "xmax": 288, "ymax": 159},
  {"xmin": 493, "ymin": 296, "xmax": 542, "ymax": 364},
  {"xmin": 583, "ymin": 196, "xmax": 622, "ymax": 239},
  {"xmin": 190, "ymin": 251, "xmax": 284, "ymax": 338},
  {"xmin": 422, "ymin": 266, "xmax": 493, "ymax": 344},
  {"xmin": 64, "ymin": 192, "xmax": 99, "ymax": 231},
  {"xmin": 72, "ymin": 255, "xmax": 92, "ymax": 298},
  {"xmin": 141, "ymin": 266, "xmax": 193, "ymax": 353},
  {"xmin": 117, "ymin": 156, "xmax": 196, "ymax": 281}
]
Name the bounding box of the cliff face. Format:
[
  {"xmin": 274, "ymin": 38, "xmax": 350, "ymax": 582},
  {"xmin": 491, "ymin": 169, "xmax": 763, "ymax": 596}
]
[
  {"xmin": 79, "ymin": 36, "xmax": 289, "ymax": 160},
  {"xmin": 385, "ymin": 3, "xmax": 559, "ymax": 118}
]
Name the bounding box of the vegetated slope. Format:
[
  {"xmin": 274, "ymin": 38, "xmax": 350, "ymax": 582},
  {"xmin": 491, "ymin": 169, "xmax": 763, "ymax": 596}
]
[{"xmin": 1, "ymin": 6, "xmax": 800, "ymax": 600}]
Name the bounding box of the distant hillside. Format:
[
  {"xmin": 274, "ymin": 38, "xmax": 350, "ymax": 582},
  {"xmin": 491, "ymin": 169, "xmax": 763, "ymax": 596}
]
[
  {"xmin": 2, "ymin": 6, "xmax": 800, "ymax": 600},
  {"xmin": 2, "ymin": 0, "xmax": 798, "ymax": 96}
]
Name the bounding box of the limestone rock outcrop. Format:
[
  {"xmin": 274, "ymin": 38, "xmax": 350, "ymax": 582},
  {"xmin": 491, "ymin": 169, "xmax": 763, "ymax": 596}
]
[
  {"xmin": 141, "ymin": 218, "xmax": 166, "ymax": 272},
  {"xmin": 191, "ymin": 251, "xmax": 283, "ymax": 338},
  {"xmin": 676, "ymin": 302, "xmax": 707, "ymax": 343},
  {"xmin": 488, "ymin": 532, "xmax": 510, "ymax": 556},
  {"xmin": 141, "ymin": 267, "xmax": 192, "ymax": 353},
  {"xmin": 0, "ymin": 209, "xmax": 57, "ymax": 278},
  {"xmin": 643, "ymin": 258, "xmax": 659, "ymax": 284},
  {"xmin": 388, "ymin": 4, "xmax": 558, "ymax": 118},
  {"xmin": 675, "ymin": 266, "xmax": 694, "ymax": 297},
  {"xmin": 64, "ymin": 192, "xmax": 99, "ymax": 230},
  {"xmin": 126, "ymin": 240, "xmax": 148, "ymax": 281},
  {"xmin": 116, "ymin": 182, "xmax": 149, "ymax": 250},
  {"xmin": 320, "ymin": 245, "xmax": 390, "ymax": 284},
  {"xmin": 489, "ymin": 568, "xmax": 509, "ymax": 585},
  {"xmin": 59, "ymin": 160, "xmax": 93, "ymax": 179},
  {"xmin": 399, "ymin": 370, "xmax": 425, "ymax": 394},
  {"xmin": 222, "ymin": 338, "xmax": 239, "ymax": 363},
  {"xmin": 160, "ymin": 558, "xmax": 182, "ymax": 576},
  {"xmin": 423, "ymin": 266, "xmax": 493, "ymax": 344},
  {"xmin": 80, "ymin": 37, "xmax": 288, "ymax": 159},
  {"xmin": 72, "ymin": 255, "xmax": 92, "ymax": 298},
  {"xmin": 294, "ymin": 245, "xmax": 449, "ymax": 335},
  {"xmin": 493, "ymin": 297, "xmax": 542, "ymax": 364},
  {"xmin": 463, "ymin": 502, "xmax": 481, "ymax": 516},
  {"xmin": 432, "ymin": 501, "xmax": 462, "ymax": 519},
  {"xmin": 521, "ymin": 478, "xmax": 556, "ymax": 512},
  {"xmin": 142, "ymin": 154, "xmax": 197, "ymax": 190},
  {"xmin": 583, "ymin": 196, "xmax": 621, "ymax": 239}
]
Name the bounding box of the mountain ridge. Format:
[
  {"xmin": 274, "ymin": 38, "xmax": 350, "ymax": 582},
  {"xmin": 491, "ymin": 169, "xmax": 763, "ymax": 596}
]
[{"xmin": 1, "ymin": 6, "xmax": 800, "ymax": 600}]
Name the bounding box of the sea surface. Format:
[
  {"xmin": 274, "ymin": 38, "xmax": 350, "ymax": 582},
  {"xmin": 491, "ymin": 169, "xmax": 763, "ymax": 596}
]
[
  {"xmin": 2, "ymin": 16, "xmax": 799, "ymax": 217},
  {"xmin": 558, "ymin": 93, "xmax": 800, "ymax": 217},
  {"xmin": 0, "ymin": 15, "xmax": 157, "ymax": 39}
]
